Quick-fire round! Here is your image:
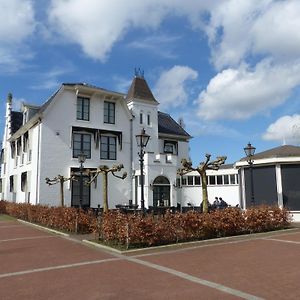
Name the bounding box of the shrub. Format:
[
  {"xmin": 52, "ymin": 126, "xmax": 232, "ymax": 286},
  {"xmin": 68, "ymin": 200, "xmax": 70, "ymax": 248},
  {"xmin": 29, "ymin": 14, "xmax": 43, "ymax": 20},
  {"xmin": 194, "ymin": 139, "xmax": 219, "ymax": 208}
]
[
  {"xmin": 0, "ymin": 200, "xmax": 7, "ymax": 214},
  {"xmin": 98, "ymin": 206, "xmax": 291, "ymax": 248},
  {"xmin": 2, "ymin": 201, "xmax": 97, "ymax": 234}
]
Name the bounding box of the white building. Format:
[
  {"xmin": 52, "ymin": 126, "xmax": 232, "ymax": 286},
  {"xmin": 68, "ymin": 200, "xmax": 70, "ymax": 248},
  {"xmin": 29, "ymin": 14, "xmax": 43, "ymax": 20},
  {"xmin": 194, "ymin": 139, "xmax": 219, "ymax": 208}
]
[
  {"xmin": 0, "ymin": 74, "xmax": 197, "ymax": 209},
  {"xmin": 5, "ymin": 74, "xmax": 298, "ymax": 216}
]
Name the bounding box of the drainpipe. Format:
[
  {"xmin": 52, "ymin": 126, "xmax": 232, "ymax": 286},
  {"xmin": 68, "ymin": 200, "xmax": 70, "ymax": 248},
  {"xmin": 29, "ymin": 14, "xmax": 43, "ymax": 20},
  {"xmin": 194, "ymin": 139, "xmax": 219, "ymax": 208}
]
[{"xmin": 35, "ymin": 119, "xmax": 41, "ymax": 204}]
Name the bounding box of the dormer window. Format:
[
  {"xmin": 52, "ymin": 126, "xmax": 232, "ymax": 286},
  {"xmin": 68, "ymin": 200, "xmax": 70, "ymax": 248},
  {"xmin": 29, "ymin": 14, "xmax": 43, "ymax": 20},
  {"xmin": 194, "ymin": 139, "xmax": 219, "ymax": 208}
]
[
  {"xmin": 104, "ymin": 101, "xmax": 115, "ymax": 124},
  {"xmin": 163, "ymin": 140, "xmax": 178, "ymax": 154},
  {"xmin": 77, "ymin": 96, "xmax": 90, "ymax": 121}
]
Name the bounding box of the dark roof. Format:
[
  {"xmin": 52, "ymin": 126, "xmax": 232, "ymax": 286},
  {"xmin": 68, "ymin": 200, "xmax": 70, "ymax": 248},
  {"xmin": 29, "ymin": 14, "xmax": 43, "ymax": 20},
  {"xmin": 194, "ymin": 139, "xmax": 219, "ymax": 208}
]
[
  {"xmin": 219, "ymin": 163, "xmax": 234, "ymax": 169},
  {"xmin": 126, "ymin": 76, "xmax": 158, "ymax": 104},
  {"xmin": 63, "ymin": 83, "xmax": 124, "ymax": 96},
  {"xmin": 158, "ymin": 111, "xmax": 190, "ymax": 138},
  {"xmin": 240, "ymin": 145, "xmax": 300, "ymax": 161},
  {"xmin": 11, "ymin": 111, "xmax": 23, "ymax": 134}
]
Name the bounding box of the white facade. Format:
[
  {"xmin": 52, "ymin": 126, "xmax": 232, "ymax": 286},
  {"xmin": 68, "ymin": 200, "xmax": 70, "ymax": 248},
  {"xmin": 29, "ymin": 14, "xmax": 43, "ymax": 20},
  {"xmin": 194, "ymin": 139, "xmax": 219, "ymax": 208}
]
[{"xmin": 0, "ymin": 78, "xmax": 194, "ymax": 209}]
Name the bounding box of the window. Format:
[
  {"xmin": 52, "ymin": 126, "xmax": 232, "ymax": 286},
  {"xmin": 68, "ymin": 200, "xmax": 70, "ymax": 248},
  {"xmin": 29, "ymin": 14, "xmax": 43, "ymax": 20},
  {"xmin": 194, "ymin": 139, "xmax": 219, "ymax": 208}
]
[
  {"xmin": 194, "ymin": 176, "xmax": 201, "ymax": 185},
  {"xmin": 224, "ymin": 175, "xmax": 229, "ymax": 185},
  {"xmin": 187, "ymin": 176, "xmax": 193, "ymax": 185},
  {"xmin": 100, "ymin": 136, "xmax": 116, "ymax": 160},
  {"xmin": 21, "ymin": 172, "xmax": 27, "ymax": 192},
  {"xmin": 73, "ymin": 133, "xmax": 91, "ymax": 158},
  {"xmin": 181, "ymin": 177, "xmax": 187, "ymax": 186},
  {"xmin": 147, "ymin": 114, "xmax": 151, "ymax": 126},
  {"xmin": 230, "ymin": 174, "xmax": 236, "ymax": 184},
  {"xmin": 9, "ymin": 176, "xmax": 14, "ymax": 192},
  {"xmin": 28, "ymin": 150, "xmax": 32, "ymax": 162},
  {"xmin": 104, "ymin": 101, "xmax": 115, "ymax": 124},
  {"xmin": 77, "ymin": 96, "xmax": 90, "ymax": 121},
  {"xmin": 140, "ymin": 112, "xmax": 143, "ymax": 124},
  {"xmin": 138, "ymin": 175, "xmax": 145, "ymax": 186},
  {"xmin": 209, "ymin": 176, "xmax": 216, "ymax": 185},
  {"xmin": 217, "ymin": 175, "xmax": 223, "ymax": 185},
  {"xmin": 0, "ymin": 179, "xmax": 2, "ymax": 193},
  {"xmin": 164, "ymin": 141, "xmax": 177, "ymax": 154}
]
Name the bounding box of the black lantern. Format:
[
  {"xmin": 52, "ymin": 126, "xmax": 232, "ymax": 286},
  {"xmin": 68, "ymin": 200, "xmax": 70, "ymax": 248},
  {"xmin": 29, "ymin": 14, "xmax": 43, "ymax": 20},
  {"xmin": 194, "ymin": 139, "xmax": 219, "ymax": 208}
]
[
  {"xmin": 135, "ymin": 128, "xmax": 150, "ymax": 148},
  {"xmin": 244, "ymin": 142, "xmax": 256, "ymax": 160},
  {"xmin": 78, "ymin": 152, "xmax": 87, "ymax": 208},
  {"xmin": 244, "ymin": 142, "xmax": 255, "ymax": 206},
  {"xmin": 135, "ymin": 128, "xmax": 150, "ymax": 212}
]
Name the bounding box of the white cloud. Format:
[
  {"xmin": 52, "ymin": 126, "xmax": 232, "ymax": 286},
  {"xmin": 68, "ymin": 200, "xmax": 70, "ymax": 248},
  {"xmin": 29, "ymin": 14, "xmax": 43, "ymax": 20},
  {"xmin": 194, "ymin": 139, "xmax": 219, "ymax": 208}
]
[
  {"xmin": 0, "ymin": 0, "xmax": 36, "ymax": 69},
  {"xmin": 48, "ymin": 0, "xmax": 170, "ymax": 61},
  {"xmin": 263, "ymin": 115, "xmax": 300, "ymax": 144},
  {"xmin": 196, "ymin": 59, "xmax": 300, "ymax": 120},
  {"xmin": 127, "ymin": 34, "xmax": 180, "ymax": 59},
  {"xmin": 204, "ymin": 0, "xmax": 300, "ymax": 69},
  {"xmin": 30, "ymin": 65, "xmax": 75, "ymax": 90},
  {"xmin": 153, "ymin": 65, "xmax": 198, "ymax": 110},
  {"xmin": 47, "ymin": 0, "xmax": 218, "ymax": 61}
]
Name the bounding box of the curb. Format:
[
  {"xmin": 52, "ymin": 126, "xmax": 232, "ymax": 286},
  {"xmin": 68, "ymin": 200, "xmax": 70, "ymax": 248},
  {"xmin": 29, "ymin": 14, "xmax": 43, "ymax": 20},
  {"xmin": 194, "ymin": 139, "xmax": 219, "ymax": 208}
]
[
  {"xmin": 17, "ymin": 219, "xmax": 70, "ymax": 237},
  {"xmin": 82, "ymin": 227, "xmax": 299, "ymax": 255}
]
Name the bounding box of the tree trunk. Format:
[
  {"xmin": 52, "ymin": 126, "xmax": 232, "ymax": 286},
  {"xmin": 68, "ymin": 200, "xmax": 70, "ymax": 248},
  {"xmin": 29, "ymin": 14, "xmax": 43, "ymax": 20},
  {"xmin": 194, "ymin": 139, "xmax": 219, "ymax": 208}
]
[
  {"xmin": 60, "ymin": 179, "xmax": 64, "ymax": 207},
  {"xmin": 200, "ymin": 171, "xmax": 208, "ymax": 213},
  {"xmin": 102, "ymin": 172, "xmax": 108, "ymax": 213}
]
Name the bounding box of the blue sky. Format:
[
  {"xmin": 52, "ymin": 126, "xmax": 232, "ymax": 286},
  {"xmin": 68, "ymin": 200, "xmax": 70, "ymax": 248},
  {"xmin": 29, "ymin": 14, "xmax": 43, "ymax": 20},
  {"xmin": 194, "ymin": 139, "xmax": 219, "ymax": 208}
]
[{"xmin": 1, "ymin": 0, "xmax": 300, "ymax": 164}]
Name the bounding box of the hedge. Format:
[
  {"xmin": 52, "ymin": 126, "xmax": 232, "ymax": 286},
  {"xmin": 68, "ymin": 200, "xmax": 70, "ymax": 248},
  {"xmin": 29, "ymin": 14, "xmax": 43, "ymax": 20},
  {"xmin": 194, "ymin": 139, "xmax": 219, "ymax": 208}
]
[{"xmin": 0, "ymin": 200, "xmax": 292, "ymax": 248}]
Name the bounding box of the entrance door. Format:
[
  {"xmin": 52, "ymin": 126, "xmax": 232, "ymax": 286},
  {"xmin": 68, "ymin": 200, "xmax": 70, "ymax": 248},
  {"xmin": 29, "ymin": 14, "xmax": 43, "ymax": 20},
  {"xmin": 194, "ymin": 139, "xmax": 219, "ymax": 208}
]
[
  {"xmin": 71, "ymin": 173, "xmax": 90, "ymax": 208},
  {"xmin": 152, "ymin": 176, "xmax": 170, "ymax": 207}
]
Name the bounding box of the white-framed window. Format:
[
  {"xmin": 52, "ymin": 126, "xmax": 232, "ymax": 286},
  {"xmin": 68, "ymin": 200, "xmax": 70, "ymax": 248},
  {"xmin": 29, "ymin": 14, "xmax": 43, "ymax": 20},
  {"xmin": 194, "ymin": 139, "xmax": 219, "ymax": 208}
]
[
  {"xmin": 73, "ymin": 132, "xmax": 91, "ymax": 158},
  {"xmin": 100, "ymin": 135, "xmax": 117, "ymax": 160},
  {"xmin": 209, "ymin": 176, "xmax": 216, "ymax": 185},
  {"xmin": 147, "ymin": 113, "xmax": 151, "ymax": 126},
  {"xmin": 194, "ymin": 176, "xmax": 201, "ymax": 185},
  {"xmin": 139, "ymin": 112, "xmax": 143, "ymax": 124},
  {"xmin": 187, "ymin": 176, "xmax": 193, "ymax": 185},
  {"xmin": 224, "ymin": 175, "xmax": 229, "ymax": 185},
  {"xmin": 77, "ymin": 96, "xmax": 90, "ymax": 121},
  {"xmin": 163, "ymin": 140, "xmax": 178, "ymax": 154},
  {"xmin": 104, "ymin": 101, "xmax": 115, "ymax": 124}
]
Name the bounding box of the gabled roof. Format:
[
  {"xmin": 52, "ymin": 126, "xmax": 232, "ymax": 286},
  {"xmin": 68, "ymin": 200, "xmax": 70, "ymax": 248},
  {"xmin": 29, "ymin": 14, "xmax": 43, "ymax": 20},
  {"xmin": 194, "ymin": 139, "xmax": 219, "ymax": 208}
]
[
  {"xmin": 158, "ymin": 111, "xmax": 191, "ymax": 138},
  {"xmin": 240, "ymin": 145, "xmax": 300, "ymax": 161},
  {"xmin": 126, "ymin": 76, "xmax": 158, "ymax": 104},
  {"xmin": 11, "ymin": 111, "xmax": 23, "ymax": 134}
]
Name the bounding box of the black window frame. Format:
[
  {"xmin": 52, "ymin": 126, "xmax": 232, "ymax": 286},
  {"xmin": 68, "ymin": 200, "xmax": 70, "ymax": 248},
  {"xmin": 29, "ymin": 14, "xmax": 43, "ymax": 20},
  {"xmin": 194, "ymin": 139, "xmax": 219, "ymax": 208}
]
[
  {"xmin": 76, "ymin": 96, "xmax": 90, "ymax": 121},
  {"xmin": 73, "ymin": 132, "xmax": 91, "ymax": 159},
  {"xmin": 100, "ymin": 135, "xmax": 117, "ymax": 160},
  {"xmin": 104, "ymin": 101, "xmax": 115, "ymax": 124}
]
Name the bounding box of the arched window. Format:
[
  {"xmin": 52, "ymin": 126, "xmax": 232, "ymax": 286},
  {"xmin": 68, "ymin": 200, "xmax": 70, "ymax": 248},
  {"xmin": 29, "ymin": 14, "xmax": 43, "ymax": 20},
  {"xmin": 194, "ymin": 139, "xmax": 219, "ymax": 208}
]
[{"xmin": 153, "ymin": 176, "xmax": 170, "ymax": 185}]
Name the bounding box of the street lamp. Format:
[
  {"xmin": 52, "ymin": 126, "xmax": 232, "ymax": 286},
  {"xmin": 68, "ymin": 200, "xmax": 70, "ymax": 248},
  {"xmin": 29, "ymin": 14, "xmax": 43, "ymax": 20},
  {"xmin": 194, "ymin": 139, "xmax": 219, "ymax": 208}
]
[
  {"xmin": 78, "ymin": 152, "xmax": 87, "ymax": 209},
  {"xmin": 244, "ymin": 142, "xmax": 256, "ymax": 206},
  {"xmin": 135, "ymin": 128, "xmax": 150, "ymax": 212}
]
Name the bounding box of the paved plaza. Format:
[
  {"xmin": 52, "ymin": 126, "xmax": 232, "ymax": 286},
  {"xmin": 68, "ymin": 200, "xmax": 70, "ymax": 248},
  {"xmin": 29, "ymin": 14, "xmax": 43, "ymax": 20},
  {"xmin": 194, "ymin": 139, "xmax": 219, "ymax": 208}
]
[{"xmin": 1, "ymin": 219, "xmax": 300, "ymax": 299}]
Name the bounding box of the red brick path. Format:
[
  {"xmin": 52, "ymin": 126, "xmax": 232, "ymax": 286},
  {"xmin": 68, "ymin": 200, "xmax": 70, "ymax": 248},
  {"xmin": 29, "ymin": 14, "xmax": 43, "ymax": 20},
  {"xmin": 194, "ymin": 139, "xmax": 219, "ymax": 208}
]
[{"xmin": 1, "ymin": 219, "xmax": 300, "ymax": 300}]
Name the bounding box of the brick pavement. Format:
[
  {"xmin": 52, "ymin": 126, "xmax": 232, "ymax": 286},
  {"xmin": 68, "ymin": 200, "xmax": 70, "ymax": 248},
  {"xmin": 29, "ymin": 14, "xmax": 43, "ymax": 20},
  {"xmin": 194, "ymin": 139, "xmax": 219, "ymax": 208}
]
[{"xmin": 1, "ymin": 218, "xmax": 300, "ymax": 299}]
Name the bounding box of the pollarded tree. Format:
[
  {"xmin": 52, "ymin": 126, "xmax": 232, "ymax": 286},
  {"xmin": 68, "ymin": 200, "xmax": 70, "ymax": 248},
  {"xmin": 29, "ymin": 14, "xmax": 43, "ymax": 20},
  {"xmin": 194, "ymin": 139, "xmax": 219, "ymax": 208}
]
[
  {"xmin": 88, "ymin": 164, "xmax": 127, "ymax": 213},
  {"xmin": 45, "ymin": 175, "xmax": 75, "ymax": 207},
  {"xmin": 178, "ymin": 154, "xmax": 226, "ymax": 213}
]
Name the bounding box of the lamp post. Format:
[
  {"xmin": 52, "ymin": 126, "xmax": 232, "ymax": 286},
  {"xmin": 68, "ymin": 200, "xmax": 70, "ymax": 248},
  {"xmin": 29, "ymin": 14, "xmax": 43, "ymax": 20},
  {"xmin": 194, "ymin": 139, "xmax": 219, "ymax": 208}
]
[
  {"xmin": 244, "ymin": 142, "xmax": 256, "ymax": 206},
  {"xmin": 78, "ymin": 152, "xmax": 87, "ymax": 209},
  {"xmin": 135, "ymin": 128, "xmax": 150, "ymax": 212}
]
